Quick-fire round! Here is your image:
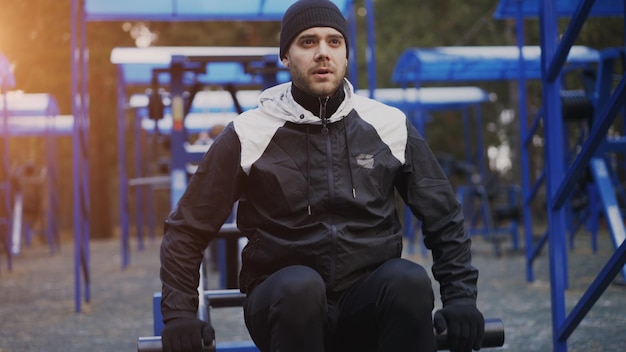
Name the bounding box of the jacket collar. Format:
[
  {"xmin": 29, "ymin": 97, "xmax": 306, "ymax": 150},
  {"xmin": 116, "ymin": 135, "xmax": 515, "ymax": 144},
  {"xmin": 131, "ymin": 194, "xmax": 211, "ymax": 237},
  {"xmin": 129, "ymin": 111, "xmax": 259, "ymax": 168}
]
[{"xmin": 290, "ymin": 83, "xmax": 345, "ymax": 119}]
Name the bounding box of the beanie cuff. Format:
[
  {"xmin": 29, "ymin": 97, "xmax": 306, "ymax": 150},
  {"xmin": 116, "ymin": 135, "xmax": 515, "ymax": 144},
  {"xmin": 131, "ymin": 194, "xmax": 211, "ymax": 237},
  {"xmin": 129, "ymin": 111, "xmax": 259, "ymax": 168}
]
[{"xmin": 279, "ymin": 1, "xmax": 349, "ymax": 59}]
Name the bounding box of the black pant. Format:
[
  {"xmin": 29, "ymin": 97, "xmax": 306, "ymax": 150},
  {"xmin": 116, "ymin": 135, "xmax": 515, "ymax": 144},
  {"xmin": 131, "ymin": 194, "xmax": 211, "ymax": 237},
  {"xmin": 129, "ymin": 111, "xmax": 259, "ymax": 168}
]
[{"xmin": 242, "ymin": 258, "xmax": 436, "ymax": 352}]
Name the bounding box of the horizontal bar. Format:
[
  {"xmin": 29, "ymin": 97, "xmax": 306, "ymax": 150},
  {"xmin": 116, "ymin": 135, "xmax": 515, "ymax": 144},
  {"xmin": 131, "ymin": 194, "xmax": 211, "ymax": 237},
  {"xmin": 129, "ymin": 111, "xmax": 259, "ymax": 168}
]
[{"xmin": 138, "ymin": 318, "xmax": 505, "ymax": 351}]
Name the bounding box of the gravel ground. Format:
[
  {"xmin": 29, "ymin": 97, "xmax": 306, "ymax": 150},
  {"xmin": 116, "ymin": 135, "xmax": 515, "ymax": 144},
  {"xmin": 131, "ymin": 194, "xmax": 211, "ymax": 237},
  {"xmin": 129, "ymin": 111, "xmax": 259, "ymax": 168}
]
[{"xmin": 1, "ymin": 228, "xmax": 625, "ymax": 352}]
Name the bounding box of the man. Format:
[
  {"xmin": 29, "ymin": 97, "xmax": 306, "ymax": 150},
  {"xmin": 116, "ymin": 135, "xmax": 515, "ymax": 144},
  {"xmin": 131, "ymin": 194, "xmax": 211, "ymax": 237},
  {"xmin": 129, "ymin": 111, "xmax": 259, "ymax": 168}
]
[{"xmin": 160, "ymin": 1, "xmax": 484, "ymax": 351}]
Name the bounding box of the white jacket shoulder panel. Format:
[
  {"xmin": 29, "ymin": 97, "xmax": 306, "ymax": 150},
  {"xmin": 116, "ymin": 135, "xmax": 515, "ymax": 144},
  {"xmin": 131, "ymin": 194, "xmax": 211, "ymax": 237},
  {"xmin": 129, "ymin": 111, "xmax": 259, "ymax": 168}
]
[
  {"xmin": 352, "ymin": 94, "xmax": 407, "ymax": 165},
  {"xmin": 233, "ymin": 109, "xmax": 285, "ymax": 175}
]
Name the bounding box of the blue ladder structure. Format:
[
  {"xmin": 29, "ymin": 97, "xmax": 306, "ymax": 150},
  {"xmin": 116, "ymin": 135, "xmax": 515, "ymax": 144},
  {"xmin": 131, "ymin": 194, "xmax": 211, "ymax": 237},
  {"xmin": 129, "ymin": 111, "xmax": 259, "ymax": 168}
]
[
  {"xmin": 391, "ymin": 45, "xmax": 600, "ymax": 256},
  {"xmin": 0, "ymin": 51, "xmax": 16, "ymax": 271},
  {"xmin": 495, "ymin": 0, "xmax": 626, "ymax": 351}
]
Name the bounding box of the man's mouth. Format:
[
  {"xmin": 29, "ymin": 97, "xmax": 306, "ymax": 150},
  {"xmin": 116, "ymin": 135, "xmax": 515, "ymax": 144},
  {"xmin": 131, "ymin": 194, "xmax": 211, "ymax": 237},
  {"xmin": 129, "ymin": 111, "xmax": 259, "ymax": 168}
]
[{"xmin": 313, "ymin": 68, "xmax": 332, "ymax": 78}]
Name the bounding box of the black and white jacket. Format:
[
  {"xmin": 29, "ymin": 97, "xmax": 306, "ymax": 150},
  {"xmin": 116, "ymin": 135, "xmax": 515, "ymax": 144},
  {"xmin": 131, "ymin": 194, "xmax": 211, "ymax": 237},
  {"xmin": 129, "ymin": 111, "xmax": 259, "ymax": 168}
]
[{"xmin": 160, "ymin": 79, "xmax": 478, "ymax": 322}]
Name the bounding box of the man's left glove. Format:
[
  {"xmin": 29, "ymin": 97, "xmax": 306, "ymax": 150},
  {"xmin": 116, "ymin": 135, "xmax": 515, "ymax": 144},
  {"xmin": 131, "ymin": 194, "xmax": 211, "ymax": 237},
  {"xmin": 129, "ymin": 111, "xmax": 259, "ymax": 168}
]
[
  {"xmin": 434, "ymin": 302, "xmax": 485, "ymax": 352},
  {"xmin": 161, "ymin": 317, "xmax": 216, "ymax": 352}
]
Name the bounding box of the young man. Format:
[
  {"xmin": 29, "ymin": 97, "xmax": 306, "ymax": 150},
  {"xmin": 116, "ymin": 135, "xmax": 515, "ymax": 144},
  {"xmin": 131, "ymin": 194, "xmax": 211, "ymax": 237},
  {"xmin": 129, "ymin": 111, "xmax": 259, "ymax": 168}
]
[{"xmin": 160, "ymin": 1, "xmax": 484, "ymax": 351}]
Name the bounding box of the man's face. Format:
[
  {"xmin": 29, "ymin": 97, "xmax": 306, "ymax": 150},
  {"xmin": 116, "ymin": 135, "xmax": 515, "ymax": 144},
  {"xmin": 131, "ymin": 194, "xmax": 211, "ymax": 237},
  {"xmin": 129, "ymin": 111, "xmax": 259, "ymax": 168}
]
[{"xmin": 282, "ymin": 27, "xmax": 347, "ymax": 98}]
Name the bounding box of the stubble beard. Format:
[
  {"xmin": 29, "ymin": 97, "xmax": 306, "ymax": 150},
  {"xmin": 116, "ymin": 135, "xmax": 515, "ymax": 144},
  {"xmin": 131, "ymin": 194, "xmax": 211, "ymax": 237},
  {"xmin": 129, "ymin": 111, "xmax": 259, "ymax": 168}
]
[{"xmin": 290, "ymin": 61, "xmax": 347, "ymax": 98}]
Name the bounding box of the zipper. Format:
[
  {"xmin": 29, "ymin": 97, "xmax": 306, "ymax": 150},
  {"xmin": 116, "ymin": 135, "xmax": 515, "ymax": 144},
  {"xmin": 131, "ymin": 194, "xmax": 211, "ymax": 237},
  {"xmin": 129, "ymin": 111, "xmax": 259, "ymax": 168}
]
[{"xmin": 319, "ymin": 97, "xmax": 337, "ymax": 287}]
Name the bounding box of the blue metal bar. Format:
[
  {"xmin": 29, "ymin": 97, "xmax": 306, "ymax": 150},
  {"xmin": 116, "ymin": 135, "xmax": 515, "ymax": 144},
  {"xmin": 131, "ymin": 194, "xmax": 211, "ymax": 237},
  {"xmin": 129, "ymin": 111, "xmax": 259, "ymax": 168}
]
[
  {"xmin": 588, "ymin": 158, "xmax": 626, "ymax": 279},
  {"xmin": 522, "ymin": 109, "xmax": 543, "ymax": 148},
  {"xmin": 71, "ymin": 0, "xmax": 92, "ymax": 313},
  {"xmin": 528, "ymin": 230, "xmax": 549, "ymax": 264},
  {"xmin": 600, "ymin": 138, "xmax": 626, "ymax": 153},
  {"xmin": 347, "ymin": 3, "xmax": 357, "ymax": 87},
  {"xmin": 462, "ymin": 108, "xmax": 472, "ymax": 172},
  {"xmin": 545, "ymin": 0, "xmax": 596, "ymax": 83},
  {"xmin": 117, "ymin": 65, "xmax": 131, "ymax": 269},
  {"xmin": 553, "ymin": 74, "xmax": 626, "ymax": 209},
  {"xmin": 539, "ymin": 1, "xmax": 569, "ymax": 351},
  {"xmin": 168, "ymin": 57, "xmax": 187, "ymax": 209},
  {"xmin": 525, "ymin": 169, "xmax": 544, "ymax": 207},
  {"xmin": 473, "ymin": 105, "xmax": 486, "ymax": 177},
  {"xmin": 133, "ymin": 104, "xmax": 145, "ymax": 252},
  {"xmin": 71, "ymin": 0, "xmax": 81, "ymax": 313},
  {"xmin": 1, "ymin": 86, "xmax": 12, "ymax": 271},
  {"xmin": 513, "ymin": 2, "xmax": 540, "ymax": 282},
  {"xmin": 593, "ymin": 50, "xmax": 619, "ymax": 128},
  {"xmin": 365, "ymin": 0, "xmax": 376, "ymax": 97},
  {"xmin": 80, "ymin": 0, "xmax": 91, "ymax": 305},
  {"xmin": 557, "ymin": 229, "xmax": 626, "ymax": 342}
]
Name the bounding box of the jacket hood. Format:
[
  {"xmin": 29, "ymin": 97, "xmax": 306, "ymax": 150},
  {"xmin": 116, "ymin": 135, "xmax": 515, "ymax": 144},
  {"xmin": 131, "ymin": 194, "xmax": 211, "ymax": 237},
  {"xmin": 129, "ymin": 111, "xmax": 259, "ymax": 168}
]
[{"xmin": 257, "ymin": 79, "xmax": 355, "ymax": 124}]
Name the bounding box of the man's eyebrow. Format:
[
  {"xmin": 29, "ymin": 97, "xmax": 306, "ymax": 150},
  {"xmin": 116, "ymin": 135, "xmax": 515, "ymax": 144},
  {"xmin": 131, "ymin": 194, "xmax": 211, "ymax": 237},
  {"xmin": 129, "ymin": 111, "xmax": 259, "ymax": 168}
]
[
  {"xmin": 296, "ymin": 33, "xmax": 345, "ymax": 41},
  {"xmin": 297, "ymin": 34, "xmax": 317, "ymax": 40}
]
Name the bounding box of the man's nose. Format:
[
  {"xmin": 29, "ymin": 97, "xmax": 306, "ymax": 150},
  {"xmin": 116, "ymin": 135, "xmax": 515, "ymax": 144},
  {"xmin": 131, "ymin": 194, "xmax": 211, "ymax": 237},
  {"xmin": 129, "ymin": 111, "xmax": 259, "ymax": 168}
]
[{"xmin": 315, "ymin": 42, "xmax": 331, "ymax": 60}]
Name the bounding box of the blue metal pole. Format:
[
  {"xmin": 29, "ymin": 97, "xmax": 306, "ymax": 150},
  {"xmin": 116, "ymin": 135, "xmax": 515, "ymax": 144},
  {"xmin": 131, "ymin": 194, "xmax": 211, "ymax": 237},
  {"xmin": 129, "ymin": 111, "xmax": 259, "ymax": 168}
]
[
  {"xmin": 365, "ymin": 0, "xmax": 376, "ymax": 96},
  {"xmin": 70, "ymin": 0, "xmax": 82, "ymax": 313},
  {"xmin": 116, "ymin": 66, "xmax": 131, "ymax": 269},
  {"xmin": 540, "ymin": 1, "xmax": 568, "ymax": 350},
  {"xmin": 347, "ymin": 2, "xmax": 358, "ymax": 88},
  {"xmin": 133, "ymin": 105, "xmax": 145, "ymax": 252},
  {"xmin": 169, "ymin": 57, "xmax": 186, "ymax": 209},
  {"xmin": 515, "ymin": 2, "xmax": 536, "ymax": 283},
  {"xmin": 1, "ymin": 84, "xmax": 11, "ymax": 271},
  {"xmin": 80, "ymin": 0, "xmax": 91, "ymax": 305},
  {"xmin": 473, "ymin": 105, "xmax": 486, "ymax": 178}
]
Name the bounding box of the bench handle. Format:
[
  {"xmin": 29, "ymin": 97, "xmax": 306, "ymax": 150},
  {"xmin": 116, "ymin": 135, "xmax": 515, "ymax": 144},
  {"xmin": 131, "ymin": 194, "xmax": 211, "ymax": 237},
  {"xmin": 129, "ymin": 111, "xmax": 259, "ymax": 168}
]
[{"xmin": 138, "ymin": 318, "xmax": 504, "ymax": 351}]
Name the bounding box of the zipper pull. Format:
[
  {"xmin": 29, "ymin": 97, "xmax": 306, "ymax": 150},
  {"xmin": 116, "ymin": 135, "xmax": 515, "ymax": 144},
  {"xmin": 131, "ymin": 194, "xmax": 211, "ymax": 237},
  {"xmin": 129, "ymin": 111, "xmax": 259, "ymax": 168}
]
[{"xmin": 319, "ymin": 97, "xmax": 329, "ymax": 134}]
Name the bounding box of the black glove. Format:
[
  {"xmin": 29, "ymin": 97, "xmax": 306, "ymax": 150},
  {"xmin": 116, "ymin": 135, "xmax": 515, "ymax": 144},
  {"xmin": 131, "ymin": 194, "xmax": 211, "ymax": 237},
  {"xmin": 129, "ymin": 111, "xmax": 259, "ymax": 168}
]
[
  {"xmin": 434, "ymin": 303, "xmax": 484, "ymax": 352},
  {"xmin": 161, "ymin": 317, "xmax": 216, "ymax": 352}
]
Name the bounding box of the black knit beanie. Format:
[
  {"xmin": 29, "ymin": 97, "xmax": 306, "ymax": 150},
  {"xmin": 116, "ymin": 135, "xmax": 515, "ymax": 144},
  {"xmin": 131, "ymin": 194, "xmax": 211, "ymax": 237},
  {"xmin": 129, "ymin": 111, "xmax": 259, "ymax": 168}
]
[{"xmin": 279, "ymin": 0, "xmax": 349, "ymax": 60}]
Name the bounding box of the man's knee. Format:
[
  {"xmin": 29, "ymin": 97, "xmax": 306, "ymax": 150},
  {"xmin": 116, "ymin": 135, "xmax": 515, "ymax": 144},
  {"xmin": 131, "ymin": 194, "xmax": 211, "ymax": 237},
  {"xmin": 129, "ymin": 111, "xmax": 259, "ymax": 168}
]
[
  {"xmin": 380, "ymin": 259, "xmax": 434, "ymax": 307},
  {"xmin": 269, "ymin": 265, "xmax": 326, "ymax": 312},
  {"xmin": 275, "ymin": 265, "xmax": 324, "ymax": 295}
]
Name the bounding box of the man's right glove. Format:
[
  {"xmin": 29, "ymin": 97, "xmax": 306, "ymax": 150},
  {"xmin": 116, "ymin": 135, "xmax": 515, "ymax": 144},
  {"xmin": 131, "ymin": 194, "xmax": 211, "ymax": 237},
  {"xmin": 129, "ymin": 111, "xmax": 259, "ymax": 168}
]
[
  {"xmin": 433, "ymin": 302, "xmax": 484, "ymax": 352},
  {"xmin": 161, "ymin": 317, "xmax": 216, "ymax": 352}
]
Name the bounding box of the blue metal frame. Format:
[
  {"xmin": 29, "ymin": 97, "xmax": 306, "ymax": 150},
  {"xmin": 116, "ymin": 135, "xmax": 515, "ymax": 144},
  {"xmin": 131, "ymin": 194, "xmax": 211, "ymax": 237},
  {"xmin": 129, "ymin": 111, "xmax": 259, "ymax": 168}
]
[
  {"xmin": 495, "ymin": 0, "xmax": 623, "ymax": 19},
  {"xmin": 0, "ymin": 52, "xmax": 15, "ymax": 271},
  {"xmin": 84, "ymin": 0, "xmax": 353, "ymax": 22},
  {"xmin": 71, "ymin": 0, "xmax": 91, "ymax": 313},
  {"xmin": 497, "ymin": 2, "xmax": 626, "ymax": 351},
  {"xmin": 391, "ymin": 45, "xmax": 601, "ymax": 258},
  {"xmin": 0, "ymin": 93, "xmax": 65, "ymax": 258}
]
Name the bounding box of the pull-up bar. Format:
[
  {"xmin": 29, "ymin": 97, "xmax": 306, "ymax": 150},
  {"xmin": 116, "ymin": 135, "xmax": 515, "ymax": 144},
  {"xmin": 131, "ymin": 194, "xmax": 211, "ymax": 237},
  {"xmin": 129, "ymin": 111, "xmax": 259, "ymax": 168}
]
[{"xmin": 392, "ymin": 45, "xmax": 600, "ymax": 84}]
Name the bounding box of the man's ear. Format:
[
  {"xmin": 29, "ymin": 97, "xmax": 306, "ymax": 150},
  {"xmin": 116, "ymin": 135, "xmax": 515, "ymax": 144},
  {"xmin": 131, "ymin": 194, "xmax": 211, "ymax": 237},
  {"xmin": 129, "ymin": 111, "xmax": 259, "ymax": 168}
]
[{"xmin": 281, "ymin": 56, "xmax": 290, "ymax": 68}]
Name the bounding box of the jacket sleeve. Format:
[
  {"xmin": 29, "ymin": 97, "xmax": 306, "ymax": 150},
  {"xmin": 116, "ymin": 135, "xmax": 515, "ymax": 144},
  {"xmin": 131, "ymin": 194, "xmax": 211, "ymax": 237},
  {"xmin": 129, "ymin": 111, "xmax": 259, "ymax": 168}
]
[
  {"xmin": 395, "ymin": 120, "xmax": 478, "ymax": 306},
  {"xmin": 160, "ymin": 124, "xmax": 245, "ymax": 322}
]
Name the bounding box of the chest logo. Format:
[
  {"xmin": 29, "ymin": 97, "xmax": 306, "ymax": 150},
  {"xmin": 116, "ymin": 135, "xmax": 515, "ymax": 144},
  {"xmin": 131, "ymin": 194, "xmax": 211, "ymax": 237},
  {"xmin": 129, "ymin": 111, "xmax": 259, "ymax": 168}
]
[{"xmin": 355, "ymin": 153, "xmax": 374, "ymax": 169}]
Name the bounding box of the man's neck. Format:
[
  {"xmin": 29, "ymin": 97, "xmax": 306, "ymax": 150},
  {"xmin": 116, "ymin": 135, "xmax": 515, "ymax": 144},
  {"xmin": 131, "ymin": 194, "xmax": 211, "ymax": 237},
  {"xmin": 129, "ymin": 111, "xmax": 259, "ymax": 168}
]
[{"xmin": 291, "ymin": 83, "xmax": 345, "ymax": 119}]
